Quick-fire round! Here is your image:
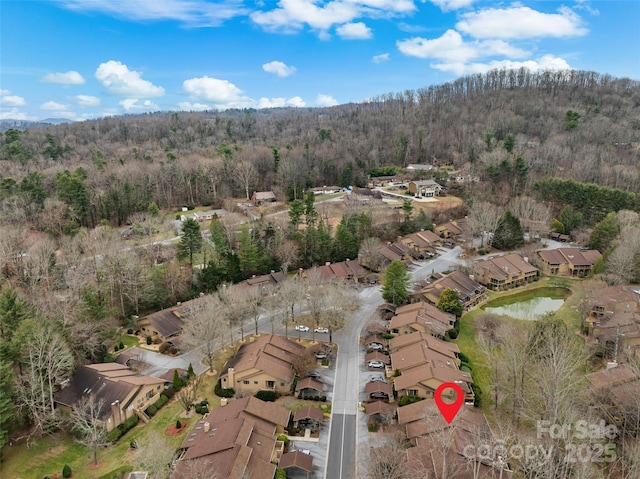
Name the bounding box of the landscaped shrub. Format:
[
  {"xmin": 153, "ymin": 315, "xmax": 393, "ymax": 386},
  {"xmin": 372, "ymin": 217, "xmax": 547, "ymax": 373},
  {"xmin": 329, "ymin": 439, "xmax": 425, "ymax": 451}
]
[
  {"xmin": 200, "ymin": 405, "xmax": 208, "ymax": 413},
  {"xmin": 118, "ymin": 341, "xmax": 124, "ymax": 350},
  {"xmin": 176, "ymin": 420, "xmax": 182, "ymax": 429},
  {"xmin": 169, "ymin": 346, "xmax": 179, "ymax": 355},
  {"xmin": 321, "ymin": 396, "xmax": 326, "ymax": 402},
  {"xmin": 146, "ymin": 405, "xmax": 158, "ymax": 417},
  {"xmin": 471, "ymin": 383, "xmax": 483, "ymax": 407},
  {"xmin": 102, "ymin": 353, "xmax": 116, "ymax": 363},
  {"xmin": 460, "ymin": 365, "xmax": 472, "ymax": 373},
  {"xmin": 255, "ymin": 390, "xmax": 278, "ymax": 402},
  {"xmin": 277, "ymin": 434, "xmax": 289, "ymax": 444},
  {"xmin": 314, "ymin": 396, "xmax": 320, "ymax": 401},
  {"xmin": 381, "ymin": 333, "xmax": 395, "ymax": 339},
  {"xmin": 275, "ymin": 469, "xmax": 287, "ymax": 479},
  {"xmin": 367, "ymin": 419, "xmax": 379, "ymax": 432},
  {"xmin": 447, "ymin": 328, "xmax": 459, "ymax": 339},
  {"xmin": 107, "ymin": 427, "xmax": 123, "ymax": 443},
  {"xmin": 146, "ymin": 335, "xmax": 152, "ymax": 345},
  {"xmin": 200, "ymin": 399, "xmax": 208, "ymax": 406},
  {"xmin": 62, "ymin": 464, "xmax": 72, "ymax": 478},
  {"xmin": 159, "ymin": 342, "xmax": 171, "ymax": 354},
  {"xmin": 215, "ymin": 379, "xmax": 235, "ymax": 398},
  {"xmin": 156, "ymin": 396, "xmax": 166, "ymax": 408},
  {"xmin": 164, "ymin": 387, "xmax": 176, "ymax": 399},
  {"xmin": 457, "ymin": 352, "xmax": 469, "ymax": 363},
  {"xmin": 173, "ymin": 370, "xmax": 183, "ymax": 391},
  {"xmin": 398, "ymin": 395, "xmax": 423, "ymax": 407},
  {"xmin": 195, "ymin": 404, "xmax": 202, "ymax": 414},
  {"xmin": 127, "ymin": 328, "xmax": 134, "ymax": 334},
  {"xmin": 113, "ymin": 344, "xmax": 120, "ymax": 352}
]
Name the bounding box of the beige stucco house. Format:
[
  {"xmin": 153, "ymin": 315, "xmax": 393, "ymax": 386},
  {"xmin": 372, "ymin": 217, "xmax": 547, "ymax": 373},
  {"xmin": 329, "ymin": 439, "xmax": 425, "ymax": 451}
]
[{"xmin": 219, "ymin": 334, "xmax": 306, "ymax": 395}]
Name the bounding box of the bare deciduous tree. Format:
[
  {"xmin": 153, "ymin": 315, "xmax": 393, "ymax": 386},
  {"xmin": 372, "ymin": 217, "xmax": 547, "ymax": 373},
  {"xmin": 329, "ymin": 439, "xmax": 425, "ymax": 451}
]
[
  {"xmin": 137, "ymin": 430, "xmax": 178, "ymax": 479},
  {"xmin": 71, "ymin": 395, "xmax": 110, "ymax": 466},
  {"xmin": 16, "ymin": 322, "xmax": 74, "ymax": 439},
  {"xmin": 234, "ymin": 161, "xmax": 258, "ymax": 200},
  {"xmin": 181, "ymin": 296, "xmax": 225, "ymax": 372}
]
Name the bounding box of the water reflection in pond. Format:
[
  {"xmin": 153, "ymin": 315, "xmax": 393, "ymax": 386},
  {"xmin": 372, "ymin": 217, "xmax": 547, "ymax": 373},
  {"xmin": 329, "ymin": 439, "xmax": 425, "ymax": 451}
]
[{"xmin": 483, "ymin": 294, "xmax": 566, "ymax": 321}]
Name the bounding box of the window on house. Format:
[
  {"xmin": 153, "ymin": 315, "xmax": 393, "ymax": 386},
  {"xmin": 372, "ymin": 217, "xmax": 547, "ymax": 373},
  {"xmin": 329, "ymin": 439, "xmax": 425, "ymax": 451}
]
[
  {"xmin": 266, "ymin": 381, "xmax": 275, "ymax": 388},
  {"xmin": 243, "ymin": 380, "xmax": 250, "ymax": 385},
  {"xmin": 408, "ymin": 389, "xmax": 417, "ymax": 396},
  {"xmin": 254, "ymin": 381, "xmax": 258, "ymax": 384},
  {"xmin": 280, "ymin": 383, "xmax": 284, "ymax": 387}
]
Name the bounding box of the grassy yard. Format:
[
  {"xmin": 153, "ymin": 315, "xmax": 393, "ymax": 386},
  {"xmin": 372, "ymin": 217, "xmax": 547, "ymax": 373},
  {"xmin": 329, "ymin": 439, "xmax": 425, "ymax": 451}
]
[
  {"xmin": 0, "ymin": 375, "xmax": 225, "ymax": 479},
  {"xmin": 454, "ymin": 279, "xmax": 582, "ymax": 413}
]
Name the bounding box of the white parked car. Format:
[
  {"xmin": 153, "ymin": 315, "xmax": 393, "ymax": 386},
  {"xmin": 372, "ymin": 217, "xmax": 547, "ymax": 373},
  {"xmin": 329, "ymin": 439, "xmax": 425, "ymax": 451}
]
[
  {"xmin": 295, "ymin": 325, "xmax": 310, "ymax": 332},
  {"xmin": 368, "ymin": 360, "xmax": 385, "ymax": 369},
  {"xmin": 370, "ymin": 376, "xmax": 387, "ymax": 383},
  {"xmin": 367, "ymin": 343, "xmax": 384, "ymax": 351},
  {"xmin": 315, "ymin": 351, "xmax": 327, "ymax": 359},
  {"xmin": 314, "ymin": 327, "xmax": 329, "ymax": 333}
]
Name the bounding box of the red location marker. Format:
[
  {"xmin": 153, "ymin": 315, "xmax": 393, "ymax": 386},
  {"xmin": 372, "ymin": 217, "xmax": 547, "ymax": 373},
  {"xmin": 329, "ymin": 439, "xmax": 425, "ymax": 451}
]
[{"xmin": 434, "ymin": 382, "xmax": 464, "ymax": 424}]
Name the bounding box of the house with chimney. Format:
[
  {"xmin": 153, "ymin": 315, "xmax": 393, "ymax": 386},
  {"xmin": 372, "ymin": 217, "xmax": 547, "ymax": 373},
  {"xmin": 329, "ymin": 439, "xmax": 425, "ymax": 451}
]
[
  {"xmin": 388, "ymin": 301, "xmax": 456, "ymax": 339},
  {"xmin": 54, "ymin": 363, "xmax": 165, "ymax": 431},
  {"xmin": 173, "ymin": 396, "xmax": 291, "ymax": 479},
  {"xmin": 388, "ymin": 331, "xmax": 474, "ymax": 403},
  {"xmin": 536, "ymin": 247, "xmax": 601, "ymax": 277},
  {"xmin": 219, "ymin": 334, "xmax": 306, "ymax": 395},
  {"xmin": 412, "ymin": 271, "xmax": 486, "ymax": 312},
  {"xmin": 473, "ymin": 253, "xmax": 539, "ymax": 290}
]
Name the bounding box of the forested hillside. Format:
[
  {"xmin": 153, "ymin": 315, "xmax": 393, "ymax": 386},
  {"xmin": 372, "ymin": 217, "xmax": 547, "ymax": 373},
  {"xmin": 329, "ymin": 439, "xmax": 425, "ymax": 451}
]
[{"xmin": 1, "ymin": 68, "xmax": 639, "ymax": 231}]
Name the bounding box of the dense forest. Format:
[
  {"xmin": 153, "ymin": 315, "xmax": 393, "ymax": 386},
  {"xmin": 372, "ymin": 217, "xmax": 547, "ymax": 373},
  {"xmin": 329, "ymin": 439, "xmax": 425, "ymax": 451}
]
[{"xmin": 1, "ymin": 68, "xmax": 639, "ymax": 232}]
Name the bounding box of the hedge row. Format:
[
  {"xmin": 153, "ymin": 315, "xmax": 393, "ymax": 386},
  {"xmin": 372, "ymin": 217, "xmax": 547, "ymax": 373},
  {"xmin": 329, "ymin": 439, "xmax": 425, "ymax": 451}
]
[
  {"xmin": 106, "ymin": 415, "xmax": 139, "ymax": 443},
  {"xmin": 215, "ymin": 379, "xmax": 235, "ymax": 398},
  {"xmin": 145, "ymin": 393, "xmax": 169, "ymax": 417}
]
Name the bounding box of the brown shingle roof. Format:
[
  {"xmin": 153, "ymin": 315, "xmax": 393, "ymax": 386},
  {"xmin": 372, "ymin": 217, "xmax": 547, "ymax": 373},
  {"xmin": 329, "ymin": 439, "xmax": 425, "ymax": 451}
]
[
  {"xmin": 365, "ymin": 381, "xmax": 393, "ymax": 396},
  {"xmin": 221, "ymin": 334, "xmax": 306, "ymax": 384},
  {"xmin": 365, "ymin": 400, "xmax": 396, "ymax": 416},
  {"xmin": 365, "ymin": 351, "xmax": 390, "ymax": 364},
  {"xmin": 296, "ymin": 377, "xmax": 324, "ymax": 392},
  {"xmin": 293, "ymin": 405, "xmax": 324, "ymax": 422},
  {"xmin": 279, "ymin": 451, "xmax": 314, "ymax": 472}
]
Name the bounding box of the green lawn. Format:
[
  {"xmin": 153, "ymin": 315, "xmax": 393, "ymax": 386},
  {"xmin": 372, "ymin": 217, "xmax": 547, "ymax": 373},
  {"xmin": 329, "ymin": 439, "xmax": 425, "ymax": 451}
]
[
  {"xmin": 453, "ymin": 279, "xmax": 582, "ymax": 412},
  {"xmin": 455, "ymin": 309, "xmax": 492, "ymax": 410},
  {"xmin": 114, "ymin": 334, "xmax": 140, "ymax": 350},
  {"xmin": 1, "ymin": 385, "xmax": 211, "ymax": 479}
]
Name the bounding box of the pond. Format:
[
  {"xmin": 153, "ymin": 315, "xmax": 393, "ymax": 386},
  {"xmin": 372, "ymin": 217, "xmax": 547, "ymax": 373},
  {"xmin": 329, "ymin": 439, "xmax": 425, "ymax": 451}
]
[{"xmin": 482, "ymin": 287, "xmax": 569, "ymax": 321}]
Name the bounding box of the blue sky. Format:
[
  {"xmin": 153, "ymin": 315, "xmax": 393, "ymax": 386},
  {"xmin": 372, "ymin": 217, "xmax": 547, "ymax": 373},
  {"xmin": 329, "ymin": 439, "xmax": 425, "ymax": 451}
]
[{"xmin": 1, "ymin": 0, "xmax": 639, "ymax": 121}]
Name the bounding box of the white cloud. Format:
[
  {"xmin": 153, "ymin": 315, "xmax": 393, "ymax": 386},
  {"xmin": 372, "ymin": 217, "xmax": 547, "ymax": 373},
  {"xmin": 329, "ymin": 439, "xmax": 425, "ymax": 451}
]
[
  {"xmin": 397, "ymin": 29, "xmax": 480, "ymax": 62},
  {"xmin": 456, "ymin": 6, "xmax": 588, "ymax": 40},
  {"xmin": 0, "ymin": 108, "xmax": 38, "ymax": 121},
  {"xmin": 432, "ymin": 54, "xmax": 572, "ymax": 76},
  {"xmin": 372, "ymin": 53, "xmax": 390, "ymax": 63},
  {"xmin": 75, "ymin": 95, "xmax": 101, "ymax": 107},
  {"xmin": 257, "ymin": 96, "xmax": 306, "ymax": 108},
  {"xmin": 1, "ymin": 95, "xmax": 27, "ymax": 107},
  {"xmin": 0, "ymin": 89, "xmax": 10, "ymax": 95},
  {"xmin": 287, "ymin": 96, "xmax": 306, "ymax": 107},
  {"xmin": 56, "ymin": 0, "xmax": 247, "ymax": 27},
  {"xmin": 251, "ymin": 0, "xmax": 415, "ymax": 34},
  {"xmin": 39, "ymin": 101, "xmax": 77, "ymax": 118},
  {"xmin": 95, "ymin": 60, "xmax": 165, "ymax": 98},
  {"xmin": 41, "ymin": 70, "xmax": 85, "ymax": 84},
  {"xmin": 182, "ymin": 76, "xmax": 253, "ymax": 109},
  {"xmin": 336, "ymin": 22, "xmax": 372, "ymax": 39},
  {"xmin": 41, "ymin": 101, "xmax": 69, "ymax": 111},
  {"xmin": 263, "ymin": 60, "xmax": 297, "ymax": 77},
  {"xmin": 178, "ymin": 101, "xmax": 212, "ymax": 111},
  {"xmin": 315, "ymin": 94, "xmax": 338, "ymax": 107},
  {"xmin": 430, "ymin": 0, "xmax": 475, "ymax": 12},
  {"xmin": 397, "ymin": 29, "xmax": 527, "ymax": 62},
  {"xmin": 119, "ymin": 99, "xmax": 160, "ymax": 112}
]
